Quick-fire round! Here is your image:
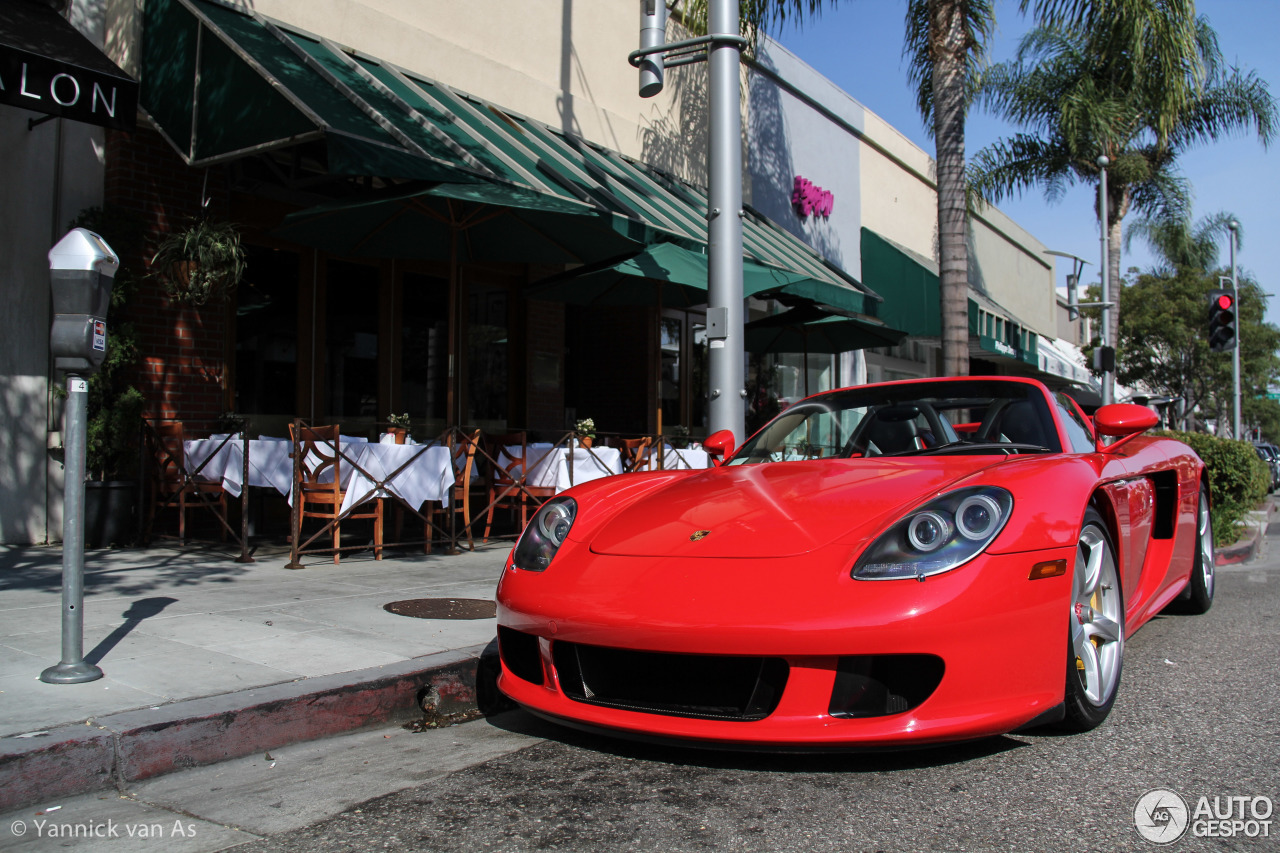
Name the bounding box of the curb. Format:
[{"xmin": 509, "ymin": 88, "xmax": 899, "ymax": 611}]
[
  {"xmin": 0, "ymin": 643, "xmax": 499, "ymax": 813},
  {"xmin": 1216, "ymin": 499, "xmax": 1274, "ymax": 566}
]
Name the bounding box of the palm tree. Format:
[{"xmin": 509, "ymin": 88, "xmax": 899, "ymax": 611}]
[
  {"xmin": 1124, "ymin": 211, "xmax": 1242, "ymax": 275},
  {"xmin": 905, "ymin": 0, "xmax": 994, "ymax": 376},
  {"xmin": 686, "ymin": 0, "xmax": 994, "ymax": 377},
  {"xmin": 970, "ymin": 4, "xmax": 1275, "ymax": 381}
]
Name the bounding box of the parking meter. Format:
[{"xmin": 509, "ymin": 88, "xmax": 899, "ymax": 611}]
[
  {"xmin": 41, "ymin": 227, "xmax": 118, "ymax": 685},
  {"xmin": 48, "ymin": 227, "xmax": 118, "ymax": 376}
]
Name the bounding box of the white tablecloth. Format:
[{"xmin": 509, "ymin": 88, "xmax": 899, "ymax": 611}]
[
  {"xmin": 183, "ymin": 437, "xmax": 364, "ymax": 499},
  {"xmin": 649, "ymin": 445, "xmax": 712, "ymax": 470},
  {"xmin": 554, "ymin": 446, "xmax": 624, "ymax": 491},
  {"xmin": 339, "ymin": 443, "xmax": 455, "ymax": 514},
  {"xmin": 498, "ymin": 443, "xmax": 624, "ymax": 493}
]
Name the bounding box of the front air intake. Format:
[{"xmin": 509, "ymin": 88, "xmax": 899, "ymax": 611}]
[
  {"xmin": 552, "ymin": 642, "xmax": 788, "ymax": 721},
  {"xmin": 828, "ymin": 654, "xmax": 944, "ymax": 718}
]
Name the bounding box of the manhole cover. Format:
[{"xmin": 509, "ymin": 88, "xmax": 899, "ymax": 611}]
[{"xmin": 383, "ymin": 598, "xmax": 496, "ymax": 620}]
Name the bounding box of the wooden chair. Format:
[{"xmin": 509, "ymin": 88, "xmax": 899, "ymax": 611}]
[
  {"xmin": 615, "ymin": 436, "xmax": 655, "ymax": 473},
  {"xmin": 428, "ymin": 428, "xmax": 482, "ymax": 552},
  {"xmin": 145, "ymin": 421, "xmax": 228, "ymax": 545},
  {"xmin": 483, "ymin": 431, "xmax": 556, "ymax": 541},
  {"xmin": 292, "ymin": 424, "xmax": 383, "ymax": 563}
]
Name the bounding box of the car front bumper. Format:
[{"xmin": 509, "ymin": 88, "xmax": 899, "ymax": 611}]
[{"xmin": 495, "ymin": 542, "xmax": 1076, "ymax": 747}]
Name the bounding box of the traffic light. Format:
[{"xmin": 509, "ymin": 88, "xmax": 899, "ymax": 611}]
[{"xmin": 1208, "ymin": 289, "xmax": 1236, "ymax": 352}]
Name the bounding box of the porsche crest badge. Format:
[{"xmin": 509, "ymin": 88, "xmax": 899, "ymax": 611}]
[{"xmin": 690, "ymin": 530, "xmax": 711, "ymax": 541}]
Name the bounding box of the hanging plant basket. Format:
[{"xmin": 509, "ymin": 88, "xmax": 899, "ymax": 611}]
[{"xmin": 151, "ymin": 218, "xmax": 247, "ymax": 306}]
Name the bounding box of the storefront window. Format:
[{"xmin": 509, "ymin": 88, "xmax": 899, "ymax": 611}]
[
  {"xmin": 467, "ymin": 284, "xmax": 507, "ymax": 427},
  {"xmin": 235, "ymin": 245, "xmax": 299, "ymax": 417},
  {"xmin": 325, "ymin": 260, "xmax": 380, "ymax": 421},
  {"xmin": 401, "ymin": 273, "xmax": 450, "ymax": 431}
]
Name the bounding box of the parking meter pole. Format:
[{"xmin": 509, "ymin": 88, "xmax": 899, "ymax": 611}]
[{"xmin": 40, "ymin": 373, "xmax": 103, "ymax": 684}]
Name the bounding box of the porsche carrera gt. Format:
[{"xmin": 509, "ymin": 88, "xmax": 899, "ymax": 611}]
[{"xmin": 495, "ymin": 377, "xmax": 1214, "ymax": 748}]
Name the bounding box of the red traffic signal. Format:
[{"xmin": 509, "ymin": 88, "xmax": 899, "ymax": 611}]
[{"xmin": 1208, "ymin": 289, "xmax": 1236, "ymax": 352}]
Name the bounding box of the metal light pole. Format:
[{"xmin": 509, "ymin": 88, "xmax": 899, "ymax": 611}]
[
  {"xmin": 1098, "ymin": 155, "xmax": 1114, "ymax": 405},
  {"xmin": 1230, "ymin": 219, "xmax": 1241, "ymax": 439},
  {"xmin": 705, "ymin": 0, "xmax": 746, "ymax": 442},
  {"xmin": 630, "ymin": 0, "xmax": 747, "ymax": 442}
]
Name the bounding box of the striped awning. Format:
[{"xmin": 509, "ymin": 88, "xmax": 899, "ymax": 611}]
[{"xmin": 142, "ymin": 0, "xmax": 874, "ymax": 313}]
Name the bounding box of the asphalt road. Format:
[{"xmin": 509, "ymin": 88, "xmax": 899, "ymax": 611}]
[
  {"xmin": 234, "ymin": 556, "xmax": 1279, "ymax": 853},
  {"xmin": 5, "ymin": 548, "xmax": 1277, "ymax": 853}
]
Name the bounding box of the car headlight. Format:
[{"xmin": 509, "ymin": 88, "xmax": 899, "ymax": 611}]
[
  {"xmin": 852, "ymin": 487, "xmax": 1013, "ymax": 581},
  {"xmin": 512, "ymin": 497, "xmax": 577, "ymax": 571}
]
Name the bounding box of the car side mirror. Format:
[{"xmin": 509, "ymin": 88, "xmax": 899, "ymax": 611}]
[
  {"xmin": 1093, "ymin": 403, "xmax": 1159, "ymax": 454},
  {"xmin": 703, "ymin": 429, "xmax": 736, "ymax": 464}
]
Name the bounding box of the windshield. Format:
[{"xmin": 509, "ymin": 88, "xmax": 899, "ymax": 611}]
[{"xmin": 726, "ymin": 379, "xmax": 1062, "ymax": 464}]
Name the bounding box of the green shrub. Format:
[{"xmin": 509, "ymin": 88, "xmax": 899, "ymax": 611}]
[{"xmin": 1154, "ymin": 430, "xmax": 1270, "ymax": 545}]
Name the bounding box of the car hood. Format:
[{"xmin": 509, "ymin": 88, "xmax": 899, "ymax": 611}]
[{"xmin": 585, "ymin": 457, "xmax": 1002, "ymax": 558}]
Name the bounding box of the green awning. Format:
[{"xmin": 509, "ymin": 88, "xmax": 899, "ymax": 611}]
[
  {"xmin": 142, "ymin": 0, "xmax": 872, "ymax": 307},
  {"xmin": 860, "ymin": 227, "xmax": 1042, "ymax": 364},
  {"xmin": 527, "ymin": 242, "xmax": 871, "ymax": 314}
]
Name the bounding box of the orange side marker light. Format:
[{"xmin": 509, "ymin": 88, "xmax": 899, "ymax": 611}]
[{"xmin": 1029, "ymin": 559, "xmax": 1068, "ymax": 580}]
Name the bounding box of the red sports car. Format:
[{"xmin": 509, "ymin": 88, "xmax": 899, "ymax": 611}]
[{"xmin": 495, "ymin": 377, "xmax": 1214, "ymax": 748}]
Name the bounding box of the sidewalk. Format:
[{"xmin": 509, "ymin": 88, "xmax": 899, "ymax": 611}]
[{"xmin": 0, "ymin": 540, "xmax": 511, "ymax": 811}]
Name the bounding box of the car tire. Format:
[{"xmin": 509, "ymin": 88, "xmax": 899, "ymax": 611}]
[
  {"xmin": 1058, "ymin": 506, "xmax": 1125, "ymax": 732},
  {"xmin": 1169, "ymin": 484, "xmax": 1215, "ymax": 615}
]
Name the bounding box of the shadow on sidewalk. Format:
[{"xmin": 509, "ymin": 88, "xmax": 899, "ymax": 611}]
[{"xmin": 85, "ymin": 596, "xmax": 179, "ymax": 665}]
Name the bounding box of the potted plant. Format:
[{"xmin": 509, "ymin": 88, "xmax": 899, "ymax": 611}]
[
  {"xmin": 68, "ymin": 207, "xmax": 147, "ymax": 547},
  {"xmin": 575, "ymin": 417, "xmax": 596, "ymax": 448},
  {"xmin": 151, "ymin": 216, "xmax": 247, "ymax": 305},
  {"xmin": 387, "ymin": 412, "xmax": 412, "ymax": 444}
]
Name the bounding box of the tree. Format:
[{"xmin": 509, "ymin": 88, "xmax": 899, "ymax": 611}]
[
  {"xmin": 1115, "ymin": 266, "xmax": 1280, "ymax": 434},
  {"xmin": 1124, "ymin": 211, "xmax": 1241, "ymax": 276},
  {"xmin": 970, "ymin": 3, "xmax": 1275, "ymax": 397},
  {"xmin": 686, "ymin": 0, "xmax": 994, "ymax": 378},
  {"xmin": 905, "ymin": 0, "xmax": 994, "ymax": 377}
]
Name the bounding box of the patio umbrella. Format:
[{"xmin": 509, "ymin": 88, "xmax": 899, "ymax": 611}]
[
  {"xmin": 526, "ymin": 242, "xmax": 814, "ymax": 308},
  {"xmin": 527, "ymin": 242, "xmax": 827, "ymax": 432},
  {"xmin": 272, "ymin": 181, "xmax": 649, "ymax": 265},
  {"xmin": 745, "ymin": 306, "xmax": 907, "ymax": 396}
]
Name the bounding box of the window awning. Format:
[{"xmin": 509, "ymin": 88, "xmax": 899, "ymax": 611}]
[
  {"xmin": 142, "ymin": 0, "xmax": 872, "ymax": 311},
  {"xmin": 526, "ymin": 242, "xmax": 872, "ymax": 315},
  {"xmin": 860, "ymin": 227, "xmax": 1042, "ymax": 365},
  {"xmin": 0, "ymin": 0, "xmax": 137, "ymax": 129}
]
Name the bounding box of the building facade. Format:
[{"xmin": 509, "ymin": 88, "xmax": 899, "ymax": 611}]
[{"xmin": 2, "ymin": 0, "xmax": 1078, "ymax": 545}]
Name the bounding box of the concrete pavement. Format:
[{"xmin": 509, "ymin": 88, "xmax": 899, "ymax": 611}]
[{"xmin": 0, "ymin": 540, "xmax": 512, "ymax": 811}]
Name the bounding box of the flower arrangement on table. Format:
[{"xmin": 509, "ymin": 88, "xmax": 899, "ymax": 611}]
[
  {"xmin": 387, "ymin": 412, "xmax": 413, "ymax": 443},
  {"xmin": 574, "ymin": 418, "xmax": 596, "ymax": 448}
]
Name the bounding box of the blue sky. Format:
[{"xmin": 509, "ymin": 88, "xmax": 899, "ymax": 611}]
[{"xmin": 774, "ymin": 0, "xmax": 1280, "ymax": 327}]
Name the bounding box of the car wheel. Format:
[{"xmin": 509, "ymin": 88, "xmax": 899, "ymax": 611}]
[
  {"xmin": 1059, "ymin": 506, "xmax": 1125, "ymax": 732},
  {"xmin": 1170, "ymin": 485, "xmax": 1215, "ymax": 615}
]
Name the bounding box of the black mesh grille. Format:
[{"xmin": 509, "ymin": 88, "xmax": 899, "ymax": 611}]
[
  {"xmin": 552, "ymin": 641, "xmax": 788, "ymax": 721},
  {"xmin": 828, "ymin": 654, "xmax": 944, "ymax": 718},
  {"xmin": 498, "ymin": 626, "xmax": 544, "ymax": 685}
]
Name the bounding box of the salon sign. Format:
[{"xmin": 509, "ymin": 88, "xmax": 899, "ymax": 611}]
[
  {"xmin": 0, "ymin": 45, "xmax": 137, "ymax": 130},
  {"xmin": 792, "ymin": 176, "xmax": 834, "ymax": 218}
]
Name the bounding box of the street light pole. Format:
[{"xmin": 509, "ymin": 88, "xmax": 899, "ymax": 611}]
[
  {"xmin": 1230, "ymin": 219, "xmax": 1241, "ymax": 439},
  {"xmin": 1098, "ymin": 155, "xmax": 1113, "ymax": 405},
  {"xmin": 706, "ymin": 0, "xmax": 746, "ymax": 443}
]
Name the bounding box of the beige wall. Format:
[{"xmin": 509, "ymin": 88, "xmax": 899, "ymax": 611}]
[
  {"xmin": 105, "ymin": 0, "xmax": 708, "ymax": 183},
  {"xmin": 854, "ymin": 100, "xmax": 1055, "ymax": 337}
]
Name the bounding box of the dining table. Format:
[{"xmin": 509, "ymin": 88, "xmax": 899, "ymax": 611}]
[
  {"xmin": 338, "ymin": 443, "xmax": 455, "ymax": 515},
  {"xmin": 501, "ymin": 443, "xmax": 625, "ymax": 493}
]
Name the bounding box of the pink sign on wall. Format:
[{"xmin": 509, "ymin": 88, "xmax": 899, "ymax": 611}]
[{"xmin": 792, "ymin": 176, "xmax": 834, "ymax": 218}]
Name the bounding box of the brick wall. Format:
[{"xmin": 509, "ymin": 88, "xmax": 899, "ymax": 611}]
[{"xmin": 104, "ymin": 127, "xmax": 230, "ymax": 433}]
